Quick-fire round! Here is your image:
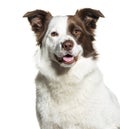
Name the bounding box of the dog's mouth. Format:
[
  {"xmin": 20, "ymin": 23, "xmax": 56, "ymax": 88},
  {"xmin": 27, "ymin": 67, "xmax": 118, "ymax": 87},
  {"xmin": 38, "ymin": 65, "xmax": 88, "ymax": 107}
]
[{"xmin": 54, "ymin": 54, "xmax": 78, "ymax": 65}]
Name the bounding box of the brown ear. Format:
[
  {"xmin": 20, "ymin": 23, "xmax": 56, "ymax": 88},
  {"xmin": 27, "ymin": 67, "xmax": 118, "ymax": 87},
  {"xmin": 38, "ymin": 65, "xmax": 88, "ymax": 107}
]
[
  {"xmin": 23, "ymin": 10, "xmax": 52, "ymax": 45},
  {"xmin": 76, "ymin": 8, "xmax": 104, "ymax": 33}
]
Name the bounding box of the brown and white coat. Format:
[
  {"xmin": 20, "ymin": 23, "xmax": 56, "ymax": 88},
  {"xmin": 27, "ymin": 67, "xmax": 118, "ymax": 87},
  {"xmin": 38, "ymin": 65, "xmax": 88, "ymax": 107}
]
[{"xmin": 24, "ymin": 8, "xmax": 120, "ymax": 129}]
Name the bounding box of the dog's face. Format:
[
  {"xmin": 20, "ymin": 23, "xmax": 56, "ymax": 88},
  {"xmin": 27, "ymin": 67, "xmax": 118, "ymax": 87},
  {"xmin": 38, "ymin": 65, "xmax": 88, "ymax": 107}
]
[
  {"xmin": 42, "ymin": 16, "xmax": 83, "ymax": 67},
  {"xmin": 24, "ymin": 8, "xmax": 104, "ymax": 67}
]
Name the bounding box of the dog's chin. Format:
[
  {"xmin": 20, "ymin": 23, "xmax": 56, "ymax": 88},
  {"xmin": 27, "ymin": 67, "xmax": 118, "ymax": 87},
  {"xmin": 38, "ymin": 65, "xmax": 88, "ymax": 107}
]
[{"xmin": 54, "ymin": 54, "xmax": 79, "ymax": 68}]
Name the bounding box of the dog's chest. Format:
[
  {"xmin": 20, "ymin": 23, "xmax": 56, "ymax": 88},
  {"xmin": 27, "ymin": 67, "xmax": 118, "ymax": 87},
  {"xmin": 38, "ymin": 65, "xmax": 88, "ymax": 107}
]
[
  {"xmin": 36, "ymin": 72, "xmax": 100, "ymax": 125},
  {"xmin": 36, "ymin": 83, "xmax": 86, "ymax": 124}
]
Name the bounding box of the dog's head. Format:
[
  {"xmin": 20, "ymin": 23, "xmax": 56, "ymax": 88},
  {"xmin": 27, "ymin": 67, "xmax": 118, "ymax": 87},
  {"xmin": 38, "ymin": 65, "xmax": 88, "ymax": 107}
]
[{"xmin": 23, "ymin": 8, "xmax": 104, "ymax": 68}]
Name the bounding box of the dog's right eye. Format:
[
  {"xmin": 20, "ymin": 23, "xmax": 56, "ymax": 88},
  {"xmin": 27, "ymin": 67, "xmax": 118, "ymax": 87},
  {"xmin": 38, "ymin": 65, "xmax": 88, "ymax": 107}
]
[{"xmin": 51, "ymin": 31, "xmax": 59, "ymax": 37}]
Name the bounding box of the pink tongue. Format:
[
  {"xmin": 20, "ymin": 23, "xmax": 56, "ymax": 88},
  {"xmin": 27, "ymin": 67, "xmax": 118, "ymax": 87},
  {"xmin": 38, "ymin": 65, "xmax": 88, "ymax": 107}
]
[{"xmin": 63, "ymin": 57, "xmax": 74, "ymax": 63}]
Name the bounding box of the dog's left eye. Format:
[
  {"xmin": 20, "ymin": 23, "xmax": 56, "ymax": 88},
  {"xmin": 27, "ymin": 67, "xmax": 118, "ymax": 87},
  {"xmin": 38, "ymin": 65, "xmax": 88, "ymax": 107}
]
[
  {"xmin": 51, "ymin": 31, "xmax": 59, "ymax": 37},
  {"xmin": 73, "ymin": 29, "xmax": 81, "ymax": 36}
]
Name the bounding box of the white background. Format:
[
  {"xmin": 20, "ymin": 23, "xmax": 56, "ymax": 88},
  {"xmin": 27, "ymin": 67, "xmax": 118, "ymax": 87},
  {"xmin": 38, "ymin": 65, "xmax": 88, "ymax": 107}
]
[{"xmin": 0, "ymin": 0, "xmax": 120, "ymax": 129}]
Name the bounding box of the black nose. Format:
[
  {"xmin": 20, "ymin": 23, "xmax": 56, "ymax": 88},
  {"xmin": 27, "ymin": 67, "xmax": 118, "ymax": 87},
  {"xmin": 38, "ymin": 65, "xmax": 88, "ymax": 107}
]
[{"xmin": 62, "ymin": 40, "xmax": 74, "ymax": 51}]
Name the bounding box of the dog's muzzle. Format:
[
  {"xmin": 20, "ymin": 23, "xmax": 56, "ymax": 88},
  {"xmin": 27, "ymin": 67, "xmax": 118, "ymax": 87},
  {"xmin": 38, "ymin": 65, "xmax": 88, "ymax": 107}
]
[{"xmin": 54, "ymin": 40, "xmax": 80, "ymax": 65}]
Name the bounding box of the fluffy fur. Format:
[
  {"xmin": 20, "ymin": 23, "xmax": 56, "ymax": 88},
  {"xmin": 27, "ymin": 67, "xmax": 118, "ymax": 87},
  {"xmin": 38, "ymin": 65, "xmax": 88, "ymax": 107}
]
[{"xmin": 24, "ymin": 8, "xmax": 120, "ymax": 129}]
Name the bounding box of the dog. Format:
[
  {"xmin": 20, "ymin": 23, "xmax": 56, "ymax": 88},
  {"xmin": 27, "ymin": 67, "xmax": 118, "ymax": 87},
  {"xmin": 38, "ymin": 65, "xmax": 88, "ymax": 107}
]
[{"xmin": 23, "ymin": 8, "xmax": 120, "ymax": 129}]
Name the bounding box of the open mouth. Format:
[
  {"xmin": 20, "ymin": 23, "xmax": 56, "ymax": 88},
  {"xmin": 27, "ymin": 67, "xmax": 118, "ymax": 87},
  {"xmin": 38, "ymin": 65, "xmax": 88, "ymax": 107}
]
[{"xmin": 54, "ymin": 54, "xmax": 78, "ymax": 65}]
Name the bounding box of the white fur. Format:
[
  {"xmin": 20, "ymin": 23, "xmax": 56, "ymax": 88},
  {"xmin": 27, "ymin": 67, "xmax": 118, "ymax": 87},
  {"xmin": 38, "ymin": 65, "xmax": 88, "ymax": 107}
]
[{"xmin": 35, "ymin": 16, "xmax": 120, "ymax": 129}]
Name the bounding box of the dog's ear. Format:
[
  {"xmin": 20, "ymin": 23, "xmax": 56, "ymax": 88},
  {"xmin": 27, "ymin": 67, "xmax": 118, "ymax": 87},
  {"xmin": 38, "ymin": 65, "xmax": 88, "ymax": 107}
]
[
  {"xmin": 23, "ymin": 10, "xmax": 52, "ymax": 45},
  {"xmin": 76, "ymin": 8, "xmax": 104, "ymax": 33},
  {"xmin": 23, "ymin": 10, "xmax": 52, "ymax": 33}
]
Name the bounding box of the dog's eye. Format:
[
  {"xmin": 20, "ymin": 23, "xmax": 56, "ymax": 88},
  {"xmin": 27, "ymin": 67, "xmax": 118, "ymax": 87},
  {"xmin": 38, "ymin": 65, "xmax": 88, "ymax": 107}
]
[
  {"xmin": 73, "ymin": 29, "xmax": 81, "ymax": 36},
  {"xmin": 51, "ymin": 31, "xmax": 59, "ymax": 37}
]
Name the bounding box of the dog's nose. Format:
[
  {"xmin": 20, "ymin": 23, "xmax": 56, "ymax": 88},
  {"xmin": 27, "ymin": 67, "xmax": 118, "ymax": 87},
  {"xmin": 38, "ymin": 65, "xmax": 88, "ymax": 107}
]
[{"xmin": 62, "ymin": 40, "xmax": 74, "ymax": 51}]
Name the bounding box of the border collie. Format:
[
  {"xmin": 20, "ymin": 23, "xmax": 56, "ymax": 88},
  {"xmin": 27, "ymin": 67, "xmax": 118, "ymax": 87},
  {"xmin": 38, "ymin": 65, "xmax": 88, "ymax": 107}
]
[{"xmin": 23, "ymin": 8, "xmax": 120, "ymax": 129}]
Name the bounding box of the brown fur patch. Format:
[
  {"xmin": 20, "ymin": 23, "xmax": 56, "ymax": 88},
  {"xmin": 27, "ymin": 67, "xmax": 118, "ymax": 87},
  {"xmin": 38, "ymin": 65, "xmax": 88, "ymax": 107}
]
[{"xmin": 67, "ymin": 15, "xmax": 97, "ymax": 59}]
